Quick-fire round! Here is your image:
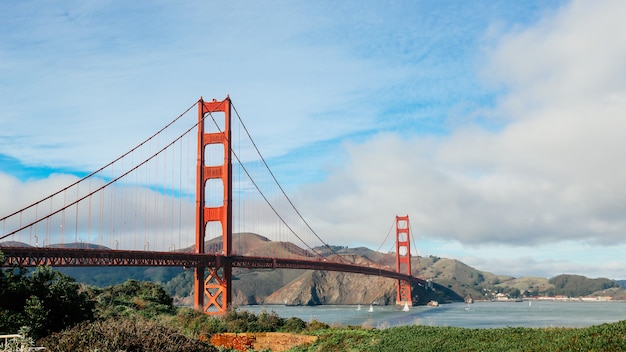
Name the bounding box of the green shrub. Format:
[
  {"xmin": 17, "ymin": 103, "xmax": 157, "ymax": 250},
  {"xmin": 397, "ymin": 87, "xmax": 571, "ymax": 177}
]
[
  {"xmin": 255, "ymin": 310, "xmax": 284, "ymax": 332},
  {"xmin": 0, "ymin": 266, "xmax": 94, "ymax": 339},
  {"xmin": 306, "ymin": 319, "xmax": 330, "ymax": 331},
  {"xmin": 282, "ymin": 317, "xmax": 307, "ymax": 332},
  {"xmin": 94, "ymin": 279, "xmax": 175, "ymax": 319}
]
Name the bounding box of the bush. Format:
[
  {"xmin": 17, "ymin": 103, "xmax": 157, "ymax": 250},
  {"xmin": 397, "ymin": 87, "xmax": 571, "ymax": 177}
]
[
  {"xmin": 255, "ymin": 310, "xmax": 284, "ymax": 332},
  {"xmin": 171, "ymin": 308, "xmax": 228, "ymax": 337},
  {"xmin": 0, "ymin": 266, "xmax": 94, "ymax": 339},
  {"xmin": 306, "ymin": 319, "xmax": 330, "ymax": 331},
  {"xmin": 38, "ymin": 316, "xmax": 217, "ymax": 352},
  {"xmin": 283, "ymin": 317, "xmax": 307, "ymax": 332},
  {"xmin": 94, "ymin": 279, "xmax": 175, "ymax": 319}
]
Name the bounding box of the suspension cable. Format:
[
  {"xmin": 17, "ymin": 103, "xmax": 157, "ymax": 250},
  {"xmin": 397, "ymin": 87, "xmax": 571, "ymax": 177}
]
[
  {"xmin": 409, "ymin": 220, "xmax": 425, "ymax": 280},
  {"xmin": 0, "ymin": 101, "xmax": 198, "ymax": 223},
  {"xmin": 4, "ymin": 97, "xmax": 352, "ymax": 264},
  {"xmin": 230, "ymin": 102, "xmax": 349, "ymax": 262},
  {"xmin": 1, "ymin": 101, "xmax": 201, "ymax": 240},
  {"xmin": 202, "ymin": 109, "xmax": 327, "ymax": 260},
  {"xmin": 373, "ymin": 218, "xmax": 396, "ymax": 254}
]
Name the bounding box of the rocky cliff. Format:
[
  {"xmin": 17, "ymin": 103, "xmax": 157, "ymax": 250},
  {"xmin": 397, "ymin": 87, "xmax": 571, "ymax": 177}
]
[{"xmin": 263, "ymin": 256, "xmax": 397, "ymax": 306}]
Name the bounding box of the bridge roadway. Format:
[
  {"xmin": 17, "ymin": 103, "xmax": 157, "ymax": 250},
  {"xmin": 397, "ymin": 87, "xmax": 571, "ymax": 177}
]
[{"xmin": 0, "ymin": 247, "xmax": 426, "ymax": 285}]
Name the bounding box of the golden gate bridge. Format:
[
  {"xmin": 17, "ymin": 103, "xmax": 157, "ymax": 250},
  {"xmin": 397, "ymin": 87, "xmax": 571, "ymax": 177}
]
[{"xmin": 0, "ymin": 97, "xmax": 429, "ymax": 314}]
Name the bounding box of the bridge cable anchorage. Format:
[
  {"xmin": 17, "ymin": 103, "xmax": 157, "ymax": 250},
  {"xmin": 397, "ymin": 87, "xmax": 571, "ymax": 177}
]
[
  {"xmin": 231, "ymin": 102, "xmax": 350, "ymax": 263},
  {"xmin": 0, "ymin": 101, "xmax": 198, "ymax": 225},
  {"xmin": 0, "ymin": 101, "xmax": 202, "ymax": 241}
]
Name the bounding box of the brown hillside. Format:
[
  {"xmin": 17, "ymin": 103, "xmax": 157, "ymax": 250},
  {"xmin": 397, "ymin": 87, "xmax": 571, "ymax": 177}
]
[
  {"xmin": 242, "ymin": 241, "xmax": 313, "ymax": 259},
  {"xmin": 184, "ymin": 232, "xmax": 313, "ymax": 259},
  {"xmin": 264, "ymin": 255, "xmax": 397, "ymax": 305},
  {"xmin": 260, "ymin": 254, "xmax": 453, "ymax": 306},
  {"xmin": 421, "ymin": 257, "xmax": 513, "ymax": 300},
  {"xmin": 496, "ymin": 276, "xmax": 555, "ymax": 292},
  {"xmin": 264, "ymin": 266, "xmax": 397, "ymax": 306}
]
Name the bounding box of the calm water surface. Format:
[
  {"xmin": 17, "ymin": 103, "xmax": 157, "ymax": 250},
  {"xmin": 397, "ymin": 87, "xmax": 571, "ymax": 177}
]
[{"xmin": 241, "ymin": 301, "xmax": 626, "ymax": 329}]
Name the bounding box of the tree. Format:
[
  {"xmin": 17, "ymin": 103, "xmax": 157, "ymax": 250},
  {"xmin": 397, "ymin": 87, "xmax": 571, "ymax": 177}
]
[
  {"xmin": 549, "ymin": 274, "xmax": 620, "ymax": 297},
  {"xmin": 0, "ymin": 266, "xmax": 94, "ymax": 339},
  {"xmin": 94, "ymin": 279, "xmax": 175, "ymax": 319}
]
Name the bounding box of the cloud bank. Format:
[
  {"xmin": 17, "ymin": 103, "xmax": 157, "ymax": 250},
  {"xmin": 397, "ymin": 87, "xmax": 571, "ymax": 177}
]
[{"xmin": 296, "ymin": 0, "xmax": 626, "ymax": 277}]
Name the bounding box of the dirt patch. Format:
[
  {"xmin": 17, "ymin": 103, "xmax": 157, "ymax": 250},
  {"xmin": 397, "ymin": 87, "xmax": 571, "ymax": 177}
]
[{"xmin": 209, "ymin": 332, "xmax": 317, "ymax": 352}]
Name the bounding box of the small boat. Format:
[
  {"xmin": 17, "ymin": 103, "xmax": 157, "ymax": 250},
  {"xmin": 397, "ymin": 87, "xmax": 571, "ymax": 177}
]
[
  {"xmin": 427, "ymin": 300, "xmax": 439, "ymax": 307},
  {"xmin": 368, "ymin": 304, "xmax": 374, "ymax": 312},
  {"xmin": 357, "ymin": 304, "xmax": 361, "ymax": 311},
  {"xmin": 403, "ymin": 303, "xmax": 410, "ymax": 312}
]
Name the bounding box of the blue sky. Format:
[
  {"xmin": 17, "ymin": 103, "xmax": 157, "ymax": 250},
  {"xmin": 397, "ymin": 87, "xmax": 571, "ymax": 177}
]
[{"xmin": 2, "ymin": 0, "xmax": 626, "ymax": 279}]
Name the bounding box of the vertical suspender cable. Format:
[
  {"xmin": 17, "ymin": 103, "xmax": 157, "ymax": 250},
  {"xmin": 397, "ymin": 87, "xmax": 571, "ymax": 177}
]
[
  {"xmin": 409, "ymin": 221, "xmax": 425, "ymax": 280},
  {"xmin": 231, "ymin": 103, "xmax": 346, "ymax": 262}
]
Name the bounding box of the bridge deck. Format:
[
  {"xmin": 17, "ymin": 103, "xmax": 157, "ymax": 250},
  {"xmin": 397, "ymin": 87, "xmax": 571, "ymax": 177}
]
[{"xmin": 0, "ymin": 247, "xmax": 425, "ymax": 284}]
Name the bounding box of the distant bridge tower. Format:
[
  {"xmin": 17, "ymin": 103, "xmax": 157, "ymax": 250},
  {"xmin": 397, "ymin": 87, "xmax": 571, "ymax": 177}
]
[
  {"xmin": 194, "ymin": 97, "xmax": 233, "ymax": 315},
  {"xmin": 395, "ymin": 215, "xmax": 413, "ymax": 306}
]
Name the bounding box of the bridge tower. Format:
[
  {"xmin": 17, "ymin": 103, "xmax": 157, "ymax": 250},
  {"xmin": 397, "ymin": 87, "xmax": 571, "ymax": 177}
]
[
  {"xmin": 395, "ymin": 215, "xmax": 413, "ymax": 306},
  {"xmin": 194, "ymin": 97, "xmax": 233, "ymax": 315}
]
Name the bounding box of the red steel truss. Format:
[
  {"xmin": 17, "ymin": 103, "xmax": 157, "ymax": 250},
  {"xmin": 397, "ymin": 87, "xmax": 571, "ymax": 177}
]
[{"xmin": 0, "ymin": 247, "xmax": 218, "ymax": 267}]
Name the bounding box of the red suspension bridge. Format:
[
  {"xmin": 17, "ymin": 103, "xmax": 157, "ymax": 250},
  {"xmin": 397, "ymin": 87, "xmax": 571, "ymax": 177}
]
[{"xmin": 0, "ymin": 97, "xmax": 429, "ymax": 314}]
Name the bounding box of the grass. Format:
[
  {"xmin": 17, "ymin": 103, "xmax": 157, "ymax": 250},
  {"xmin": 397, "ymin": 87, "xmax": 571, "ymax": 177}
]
[{"xmin": 290, "ymin": 320, "xmax": 626, "ymax": 351}]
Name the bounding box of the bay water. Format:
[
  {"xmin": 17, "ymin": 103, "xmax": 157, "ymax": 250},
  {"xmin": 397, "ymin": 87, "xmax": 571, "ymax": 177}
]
[{"xmin": 241, "ymin": 301, "xmax": 626, "ymax": 329}]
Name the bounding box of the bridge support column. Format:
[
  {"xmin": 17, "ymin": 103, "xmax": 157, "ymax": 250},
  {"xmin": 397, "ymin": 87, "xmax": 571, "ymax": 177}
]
[
  {"xmin": 195, "ymin": 97, "xmax": 233, "ymax": 315},
  {"xmin": 395, "ymin": 215, "xmax": 413, "ymax": 306}
]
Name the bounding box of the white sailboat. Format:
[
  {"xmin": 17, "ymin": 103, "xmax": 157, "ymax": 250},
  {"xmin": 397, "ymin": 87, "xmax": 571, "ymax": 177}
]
[
  {"xmin": 357, "ymin": 304, "xmax": 361, "ymax": 311},
  {"xmin": 402, "ymin": 302, "xmax": 410, "ymax": 312},
  {"xmin": 368, "ymin": 304, "xmax": 374, "ymax": 312}
]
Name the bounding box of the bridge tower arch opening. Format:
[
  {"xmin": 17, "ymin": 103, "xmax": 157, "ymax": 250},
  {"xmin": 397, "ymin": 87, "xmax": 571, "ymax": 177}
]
[
  {"xmin": 194, "ymin": 97, "xmax": 233, "ymax": 315},
  {"xmin": 395, "ymin": 215, "xmax": 413, "ymax": 306}
]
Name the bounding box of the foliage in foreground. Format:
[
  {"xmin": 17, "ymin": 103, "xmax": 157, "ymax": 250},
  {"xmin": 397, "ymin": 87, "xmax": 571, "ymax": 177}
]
[
  {"xmin": 0, "ymin": 266, "xmax": 94, "ymax": 339},
  {"xmin": 165, "ymin": 307, "xmax": 312, "ymax": 338},
  {"xmin": 89, "ymin": 279, "xmax": 176, "ymax": 319},
  {"xmin": 38, "ymin": 316, "xmax": 218, "ymax": 352},
  {"xmin": 27, "ymin": 276, "xmax": 314, "ymax": 351},
  {"xmin": 35, "ymin": 305, "xmax": 314, "ymax": 351},
  {"xmin": 291, "ymin": 320, "xmax": 626, "ymax": 352}
]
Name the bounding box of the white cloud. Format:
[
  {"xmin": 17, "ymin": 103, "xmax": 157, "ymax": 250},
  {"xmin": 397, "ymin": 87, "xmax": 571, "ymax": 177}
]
[
  {"xmin": 461, "ymin": 254, "xmax": 626, "ymax": 280},
  {"xmin": 0, "ymin": 172, "xmax": 79, "ymax": 216},
  {"xmin": 1, "ymin": 1, "xmax": 538, "ymax": 174},
  {"xmin": 297, "ymin": 0, "xmax": 626, "ymax": 278}
]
